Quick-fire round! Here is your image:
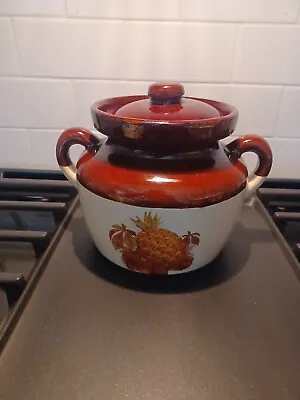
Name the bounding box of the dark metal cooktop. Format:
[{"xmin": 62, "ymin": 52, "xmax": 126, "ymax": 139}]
[
  {"xmin": 0, "ymin": 169, "xmax": 77, "ymax": 350},
  {"xmin": 0, "ymin": 172, "xmax": 299, "ymax": 399},
  {"xmin": 258, "ymin": 178, "xmax": 300, "ymax": 273}
]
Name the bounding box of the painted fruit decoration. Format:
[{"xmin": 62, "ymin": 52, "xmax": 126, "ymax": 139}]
[{"xmin": 109, "ymin": 212, "xmax": 200, "ymax": 274}]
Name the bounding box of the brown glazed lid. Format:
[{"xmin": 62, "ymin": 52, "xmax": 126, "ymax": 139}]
[
  {"xmin": 115, "ymin": 83, "xmax": 221, "ymax": 121},
  {"xmin": 91, "ymin": 82, "xmax": 238, "ymax": 152}
]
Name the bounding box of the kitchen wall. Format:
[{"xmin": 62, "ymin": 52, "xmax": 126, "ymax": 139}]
[{"xmin": 0, "ymin": 0, "xmax": 300, "ymax": 177}]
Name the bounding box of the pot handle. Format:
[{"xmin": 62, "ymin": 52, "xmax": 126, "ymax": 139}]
[
  {"xmin": 226, "ymin": 135, "xmax": 273, "ymax": 197},
  {"xmin": 56, "ymin": 127, "xmax": 101, "ymax": 185}
]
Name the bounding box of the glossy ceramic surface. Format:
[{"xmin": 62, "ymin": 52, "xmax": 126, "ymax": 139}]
[
  {"xmin": 78, "ymin": 182, "xmax": 244, "ymax": 274},
  {"xmin": 91, "ymin": 86, "xmax": 239, "ymax": 152},
  {"xmin": 56, "ymin": 82, "xmax": 273, "ymax": 274}
]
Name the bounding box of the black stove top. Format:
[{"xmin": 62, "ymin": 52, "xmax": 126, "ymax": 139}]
[
  {"xmin": 258, "ymin": 179, "xmax": 300, "ymax": 276},
  {"xmin": 0, "ymin": 169, "xmax": 77, "ymax": 348}
]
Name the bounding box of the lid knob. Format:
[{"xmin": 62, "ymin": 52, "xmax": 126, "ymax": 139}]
[{"xmin": 148, "ymin": 83, "xmax": 185, "ymax": 105}]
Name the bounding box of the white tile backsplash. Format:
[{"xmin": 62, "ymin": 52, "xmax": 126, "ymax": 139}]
[
  {"xmin": 0, "ymin": 129, "xmax": 30, "ymax": 167},
  {"xmin": 14, "ymin": 19, "xmax": 236, "ymax": 82},
  {"xmin": 67, "ymin": 0, "xmax": 180, "ymax": 20},
  {"xmin": 275, "ymin": 88, "xmax": 300, "ymax": 138},
  {"xmin": 180, "ymin": 0, "xmax": 300, "ymax": 23},
  {"xmin": 0, "ymin": 1, "xmax": 299, "ymax": 177},
  {"xmin": 0, "ymin": 18, "xmax": 18, "ymax": 76},
  {"xmin": 0, "ymin": 0, "xmax": 65, "ymax": 16},
  {"xmin": 183, "ymin": 84, "xmax": 282, "ymax": 137},
  {"xmin": 221, "ymin": 86, "xmax": 282, "ymax": 137},
  {"xmin": 234, "ymin": 25, "xmax": 300, "ymax": 85},
  {"xmin": 28, "ymin": 129, "xmax": 86, "ymax": 169},
  {"xmin": 28, "ymin": 129, "xmax": 60, "ymax": 168},
  {"xmin": 267, "ymin": 138, "xmax": 300, "ymax": 178},
  {"xmin": 0, "ymin": 78, "xmax": 75, "ymax": 128}
]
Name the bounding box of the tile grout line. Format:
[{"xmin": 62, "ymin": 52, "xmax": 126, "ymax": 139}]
[
  {"xmin": 0, "ymin": 75, "xmax": 298, "ymax": 88},
  {"xmin": 4, "ymin": 15, "xmax": 300, "ymax": 26},
  {"xmin": 230, "ymin": 23, "xmax": 240, "ymax": 83},
  {"xmin": 69, "ymin": 79, "xmax": 78, "ymax": 126},
  {"xmin": 9, "ymin": 17, "xmax": 22, "ymax": 77},
  {"xmin": 272, "ymin": 86, "xmax": 284, "ymax": 138},
  {"xmin": 0, "ymin": 126, "xmax": 66, "ymax": 131},
  {"xmin": 24, "ymin": 127, "xmax": 34, "ymax": 169},
  {"xmin": 296, "ymin": 1, "xmax": 300, "ymax": 22},
  {"xmin": 177, "ymin": 0, "xmax": 183, "ymax": 22},
  {"xmin": 63, "ymin": 0, "xmax": 68, "ymax": 18}
]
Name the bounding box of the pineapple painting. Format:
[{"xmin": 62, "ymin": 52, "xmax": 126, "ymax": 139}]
[{"xmin": 109, "ymin": 212, "xmax": 200, "ymax": 274}]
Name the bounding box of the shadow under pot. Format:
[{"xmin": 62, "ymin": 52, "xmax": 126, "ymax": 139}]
[{"xmin": 56, "ymin": 82, "xmax": 273, "ymax": 275}]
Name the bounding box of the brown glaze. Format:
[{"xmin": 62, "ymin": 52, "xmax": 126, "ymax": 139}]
[
  {"xmin": 91, "ymin": 91, "xmax": 238, "ymax": 152},
  {"xmin": 148, "ymin": 82, "xmax": 185, "ymax": 101},
  {"xmin": 116, "ymin": 82, "xmax": 221, "ymax": 121},
  {"xmin": 56, "ymin": 83, "xmax": 273, "ymax": 208},
  {"xmin": 76, "ymin": 138, "xmax": 248, "ymax": 208},
  {"xmin": 115, "ymin": 97, "xmax": 221, "ymax": 121},
  {"xmin": 56, "ymin": 127, "xmax": 100, "ymax": 167},
  {"xmin": 227, "ymin": 135, "xmax": 273, "ymax": 177}
]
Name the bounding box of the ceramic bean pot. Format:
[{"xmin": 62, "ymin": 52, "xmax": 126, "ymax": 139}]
[{"xmin": 56, "ymin": 83, "xmax": 272, "ymax": 275}]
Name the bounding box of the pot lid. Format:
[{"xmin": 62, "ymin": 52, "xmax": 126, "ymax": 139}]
[
  {"xmin": 91, "ymin": 82, "xmax": 239, "ymax": 151},
  {"xmin": 114, "ymin": 83, "xmax": 221, "ymax": 121}
]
